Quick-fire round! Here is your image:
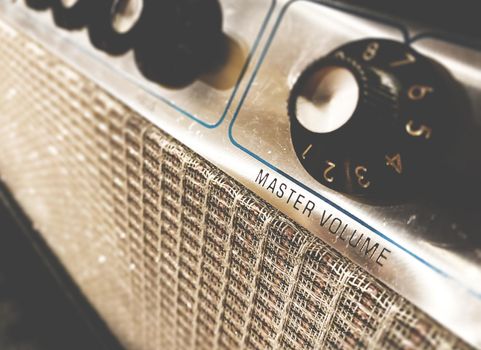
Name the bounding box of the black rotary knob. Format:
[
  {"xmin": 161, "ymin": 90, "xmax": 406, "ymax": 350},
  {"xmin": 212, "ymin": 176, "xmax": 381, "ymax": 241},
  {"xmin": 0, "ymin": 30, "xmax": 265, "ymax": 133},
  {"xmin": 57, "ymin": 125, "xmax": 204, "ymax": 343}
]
[
  {"xmin": 289, "ymin": 39, "xmax": 460, "ymax": 199},
  {"xmin": 134, "ymin": 0, "xmax": 223, "ymax": 87},
  {"xmin": 51, "ymin": 0, "xmax": 96, "ymax": 30},
  {"xmin": 25, "ymin": 0, "xmax": 51, "ymax": 10},
  {"xmin": 88, "ymin": 0, "xmax": 142, "ymax": 56}
]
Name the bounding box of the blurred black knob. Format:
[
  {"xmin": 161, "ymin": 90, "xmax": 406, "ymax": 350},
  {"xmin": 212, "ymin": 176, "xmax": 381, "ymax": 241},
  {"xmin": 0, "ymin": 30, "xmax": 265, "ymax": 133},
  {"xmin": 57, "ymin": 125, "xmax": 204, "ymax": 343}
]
[
  {"xmin": 134, "ymin": 0, "xmax": 223, "ymax": 87},
  {"xmin": 51, "ymin": 0, "xmax": 95, "ymax": 30},
  {"xmin": 88, "ymin": 0, "xmax": 142, "ymax": 56},
  {"xmin": 25, "ymin": 0, "xmax": 51, "ymax": 10},
  {"xmin": 289, "ymin": 39, "xmax": 460, "ymax": 199}
]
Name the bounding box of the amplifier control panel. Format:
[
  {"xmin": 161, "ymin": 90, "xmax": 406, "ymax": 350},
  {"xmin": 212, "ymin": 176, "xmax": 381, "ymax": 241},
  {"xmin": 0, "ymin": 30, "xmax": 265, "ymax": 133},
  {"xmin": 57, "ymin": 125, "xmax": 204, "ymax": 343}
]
[{"xmin": 2, "ymin": 0, "xmax": 481, "ymax": 348}]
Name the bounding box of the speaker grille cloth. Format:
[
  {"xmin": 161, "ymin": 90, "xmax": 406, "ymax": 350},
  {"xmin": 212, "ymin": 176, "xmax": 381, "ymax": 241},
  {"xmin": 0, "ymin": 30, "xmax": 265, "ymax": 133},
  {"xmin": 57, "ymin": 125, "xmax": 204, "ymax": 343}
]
[{"xmin": 0, "ymin": 20, "xmax": 472, "ymax": 350}]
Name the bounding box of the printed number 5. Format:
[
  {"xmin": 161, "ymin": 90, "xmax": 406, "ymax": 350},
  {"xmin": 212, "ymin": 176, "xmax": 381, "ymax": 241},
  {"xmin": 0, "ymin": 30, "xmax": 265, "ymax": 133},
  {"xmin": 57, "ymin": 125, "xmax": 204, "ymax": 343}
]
[{"xmin": 406, "ymin": 120, "xmax": 432, "ymax": 139}]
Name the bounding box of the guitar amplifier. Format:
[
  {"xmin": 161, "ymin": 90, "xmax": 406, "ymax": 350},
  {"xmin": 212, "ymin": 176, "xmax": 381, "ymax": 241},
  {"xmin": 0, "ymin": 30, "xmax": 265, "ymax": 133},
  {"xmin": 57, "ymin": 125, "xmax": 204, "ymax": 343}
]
[{"xmin": 0, "ymin": 0, "xmax": 480, "ymax": 349}]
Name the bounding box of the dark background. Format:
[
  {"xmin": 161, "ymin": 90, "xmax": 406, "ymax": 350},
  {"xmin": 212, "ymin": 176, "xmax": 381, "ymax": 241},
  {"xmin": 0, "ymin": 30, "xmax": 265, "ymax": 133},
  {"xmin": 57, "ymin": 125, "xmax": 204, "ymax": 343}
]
[
  {"xmin": 0, "ymin": 185, "xmax": 123, "ymax": 350},
  {"xmin": 340, "ymin": 0, "xmax": 481, "ymax": 43}
]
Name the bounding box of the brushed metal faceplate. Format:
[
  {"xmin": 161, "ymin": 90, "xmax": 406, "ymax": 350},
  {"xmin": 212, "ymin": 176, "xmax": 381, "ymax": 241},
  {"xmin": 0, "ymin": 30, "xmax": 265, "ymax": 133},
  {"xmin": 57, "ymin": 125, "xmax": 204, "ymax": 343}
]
[{"xmin": 1, "ymin": 0, "xmax": 481, "ymax": 347}]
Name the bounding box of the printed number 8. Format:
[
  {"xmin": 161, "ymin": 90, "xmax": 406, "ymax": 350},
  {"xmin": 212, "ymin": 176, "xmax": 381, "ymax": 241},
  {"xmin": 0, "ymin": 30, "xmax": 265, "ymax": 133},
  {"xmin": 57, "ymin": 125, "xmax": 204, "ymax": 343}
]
[{"xmin": 363, "ymin": 42, "xmax": 379, "ymax": 61}]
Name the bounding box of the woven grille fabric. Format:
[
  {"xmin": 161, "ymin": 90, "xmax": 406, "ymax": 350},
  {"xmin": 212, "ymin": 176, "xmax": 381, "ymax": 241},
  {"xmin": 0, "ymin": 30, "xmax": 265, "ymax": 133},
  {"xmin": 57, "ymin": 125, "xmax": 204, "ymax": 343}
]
[{"xmin": 0, "ymin": 19, "xmax": 472, "ymax": 350}]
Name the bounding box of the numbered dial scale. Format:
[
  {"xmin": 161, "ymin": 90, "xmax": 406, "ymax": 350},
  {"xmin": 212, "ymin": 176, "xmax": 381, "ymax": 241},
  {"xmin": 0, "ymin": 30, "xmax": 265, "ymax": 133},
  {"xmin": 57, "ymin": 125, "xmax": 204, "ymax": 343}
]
[{"xmin": 288, "ymin": 39, "xmax": 460, "ymax": 199}]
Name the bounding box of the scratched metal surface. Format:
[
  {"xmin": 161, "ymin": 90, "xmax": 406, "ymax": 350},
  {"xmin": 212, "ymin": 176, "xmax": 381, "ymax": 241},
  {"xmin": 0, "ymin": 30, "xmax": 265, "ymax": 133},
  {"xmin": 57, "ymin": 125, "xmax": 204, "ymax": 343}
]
[{"xmin": 0, "ymin": 0, "xmax": 480, "ymax": 348}]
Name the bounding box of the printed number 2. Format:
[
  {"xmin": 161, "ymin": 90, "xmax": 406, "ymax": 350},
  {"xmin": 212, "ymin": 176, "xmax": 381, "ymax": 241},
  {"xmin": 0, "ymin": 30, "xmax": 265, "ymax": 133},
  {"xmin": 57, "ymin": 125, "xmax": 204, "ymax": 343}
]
[{"xmin": 323, "ymin": 161, "xmax": 336, "ymax": 183}]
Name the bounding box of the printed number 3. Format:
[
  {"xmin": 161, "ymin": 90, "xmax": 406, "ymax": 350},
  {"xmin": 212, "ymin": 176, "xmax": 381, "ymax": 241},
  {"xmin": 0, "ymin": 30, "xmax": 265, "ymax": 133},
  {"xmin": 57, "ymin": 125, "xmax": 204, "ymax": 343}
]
[{"xmin": 355, "ymin": 166, "xmax": 371, "ymax": 188}]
